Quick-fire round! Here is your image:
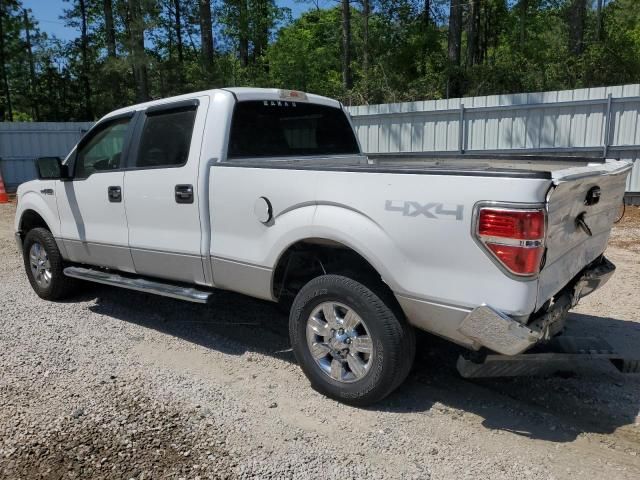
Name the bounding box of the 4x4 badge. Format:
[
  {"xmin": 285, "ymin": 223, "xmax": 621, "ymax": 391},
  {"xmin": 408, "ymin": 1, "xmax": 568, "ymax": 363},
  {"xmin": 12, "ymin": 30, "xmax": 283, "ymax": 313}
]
[{"xmin": 385, "ymin": 200, "xmax": 463, "ymax": 220}]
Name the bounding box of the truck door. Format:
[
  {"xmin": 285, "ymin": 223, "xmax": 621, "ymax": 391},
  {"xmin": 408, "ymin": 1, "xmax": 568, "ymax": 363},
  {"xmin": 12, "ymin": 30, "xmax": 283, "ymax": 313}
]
[
  {"xmin": 57, "ymin": 113, "xmax": 136, "ymax": 272},
  {"xmin": 123, "ymin": 97, "xmax": 209, "ymax": 285}
]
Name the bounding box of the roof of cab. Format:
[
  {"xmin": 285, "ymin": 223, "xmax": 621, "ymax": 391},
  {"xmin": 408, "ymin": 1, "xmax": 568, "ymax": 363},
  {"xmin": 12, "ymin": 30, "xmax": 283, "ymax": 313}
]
[{"xmin": 102, "ymin": 87, "xmax": 342, "ymax": 122}]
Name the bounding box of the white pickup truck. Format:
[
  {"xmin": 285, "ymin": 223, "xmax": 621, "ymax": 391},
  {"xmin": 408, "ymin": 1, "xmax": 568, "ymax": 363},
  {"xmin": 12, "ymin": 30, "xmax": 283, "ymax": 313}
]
[{"xmin": 14, "ymin": 88, "xmax": 632, "ymax": 405}]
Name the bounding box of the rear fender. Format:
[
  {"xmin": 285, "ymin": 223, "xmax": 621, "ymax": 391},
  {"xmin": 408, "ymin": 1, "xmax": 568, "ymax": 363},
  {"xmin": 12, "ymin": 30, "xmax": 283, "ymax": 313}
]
[{"xmin": 310, "ymin": 204, "xmax": 405, "ymax": 293}]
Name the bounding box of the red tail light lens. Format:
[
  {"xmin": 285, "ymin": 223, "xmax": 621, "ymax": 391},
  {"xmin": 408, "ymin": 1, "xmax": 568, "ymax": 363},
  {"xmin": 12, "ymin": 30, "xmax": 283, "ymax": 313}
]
[
  {"xmin": 485, "ymin": 243, "xmax": 545, "ymax": 276},
  {"xmin": 478, "ymin": 209, "xmax": 545, "ymax": 240},
  {"xmin": 476, "ymin": 206, "xmax": 546, "ymax": 277}
]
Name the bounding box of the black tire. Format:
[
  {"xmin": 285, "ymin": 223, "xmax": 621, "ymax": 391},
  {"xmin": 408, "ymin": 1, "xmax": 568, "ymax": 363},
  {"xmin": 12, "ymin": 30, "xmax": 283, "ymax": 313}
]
[
  {"xmin": 22, "ymin": 228, "xmax": 76, "ymax": 300},
  {"xmin": 289, "ymin": 274, "xmax": 415, "ymax": 406}
]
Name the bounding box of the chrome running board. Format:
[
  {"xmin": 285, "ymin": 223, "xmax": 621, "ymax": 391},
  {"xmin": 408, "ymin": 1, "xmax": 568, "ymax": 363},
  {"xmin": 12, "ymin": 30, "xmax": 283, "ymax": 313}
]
[{"xmin": 63, "ymin": 266, "xmax": 212, "ymax": 304}]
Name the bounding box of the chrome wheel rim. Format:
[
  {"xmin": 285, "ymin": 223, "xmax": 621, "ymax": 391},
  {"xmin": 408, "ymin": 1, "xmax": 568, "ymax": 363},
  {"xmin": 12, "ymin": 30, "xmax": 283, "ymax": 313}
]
[
  {"xmin": 306, "ymin": 301, "xmax": 374, "ymax": 383},
  {"xmin": 29, "ymin": 242, "xmax": 52, "ymax": 288}
]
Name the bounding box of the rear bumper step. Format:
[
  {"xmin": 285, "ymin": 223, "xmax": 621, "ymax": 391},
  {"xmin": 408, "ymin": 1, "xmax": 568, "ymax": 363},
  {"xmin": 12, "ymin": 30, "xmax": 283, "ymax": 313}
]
[
  {"xmin": 64, "ymin": 267, "xmax": 213, "ymax": 304},
  {"xmin": 457, "ymin": 336, "xmax": 640, "ymax": 378}
]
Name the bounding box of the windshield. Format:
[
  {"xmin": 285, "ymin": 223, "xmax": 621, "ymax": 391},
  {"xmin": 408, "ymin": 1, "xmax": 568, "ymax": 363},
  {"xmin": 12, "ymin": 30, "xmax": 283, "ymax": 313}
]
[{"xmin": 228, "ymin": 100, "xmax": 360, "ymax": 158}]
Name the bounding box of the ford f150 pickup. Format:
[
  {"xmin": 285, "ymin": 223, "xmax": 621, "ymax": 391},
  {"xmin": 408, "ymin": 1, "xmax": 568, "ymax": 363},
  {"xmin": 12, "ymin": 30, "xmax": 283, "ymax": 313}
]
[{"xmin": 14, "ymin": 88, "xmax": 632, "ymax": 405}]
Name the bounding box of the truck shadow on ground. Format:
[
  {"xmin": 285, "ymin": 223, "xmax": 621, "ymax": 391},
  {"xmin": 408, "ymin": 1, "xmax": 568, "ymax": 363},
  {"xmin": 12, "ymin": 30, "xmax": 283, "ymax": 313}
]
[{"xmin": 83, "ymin": 284, "xmax": 640, "ymax": 445}]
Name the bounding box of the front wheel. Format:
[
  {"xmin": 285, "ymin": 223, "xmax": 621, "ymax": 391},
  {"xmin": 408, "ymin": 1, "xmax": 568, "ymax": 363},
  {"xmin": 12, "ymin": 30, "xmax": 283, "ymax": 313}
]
[
  {"xmin": 289, "ymin": 274, "xmax": 415, "ymax": 406},
  {"xmin": 23, "ymin": 228, "xmax": 76, "ymax": 300}
]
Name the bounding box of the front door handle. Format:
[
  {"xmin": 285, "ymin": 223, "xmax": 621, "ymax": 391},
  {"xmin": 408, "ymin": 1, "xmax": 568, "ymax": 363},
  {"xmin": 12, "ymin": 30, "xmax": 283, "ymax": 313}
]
[
  {"xmin": 108, "ymin": 186, "xmax": 122, "ymax": 203},
  {"xmin": 175, "ymin": 184, "xmax": 194, "ymax": 204}
]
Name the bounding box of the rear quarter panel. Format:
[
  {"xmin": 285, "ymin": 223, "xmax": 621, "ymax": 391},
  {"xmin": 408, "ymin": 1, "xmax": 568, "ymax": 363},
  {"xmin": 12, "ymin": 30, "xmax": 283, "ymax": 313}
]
[{"xmin": 209, "ymin": 165, "xmax": 551, "ymax": 317}]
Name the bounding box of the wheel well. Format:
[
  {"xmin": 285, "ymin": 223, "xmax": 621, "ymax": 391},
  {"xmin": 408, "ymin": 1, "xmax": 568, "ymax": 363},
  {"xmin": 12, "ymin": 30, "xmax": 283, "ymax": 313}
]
[
  {"xmin": 272, "ymin": 239, "xmax": 393, "ymax": 304},
  {"xmin": 20, "ymin": 210, "xmax": 50, "ymax": 235}
]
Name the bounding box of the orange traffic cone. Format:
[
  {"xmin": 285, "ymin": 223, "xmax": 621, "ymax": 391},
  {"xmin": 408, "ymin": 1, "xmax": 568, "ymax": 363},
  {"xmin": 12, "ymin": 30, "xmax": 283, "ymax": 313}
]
[{"xmin": 0, "ymin": 171, "xmax": 9, "ymax": 203}]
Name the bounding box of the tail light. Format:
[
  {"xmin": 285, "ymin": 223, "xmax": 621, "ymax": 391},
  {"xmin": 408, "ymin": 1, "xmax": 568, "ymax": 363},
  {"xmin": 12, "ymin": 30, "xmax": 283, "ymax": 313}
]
[{"xmin": 475, "ymin": 206, "xmax": 546, "ymax": 277}]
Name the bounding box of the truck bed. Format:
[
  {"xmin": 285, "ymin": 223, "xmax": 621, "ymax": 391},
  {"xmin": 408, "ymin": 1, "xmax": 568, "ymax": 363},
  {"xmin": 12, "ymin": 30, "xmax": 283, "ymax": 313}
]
[
  {"xmin": 369, "ymin": 153, "xmax": 607, "ymax": 176},
  {"xmin": 222, "ymin": 153, "xmax": 607, "ymax": 179}
]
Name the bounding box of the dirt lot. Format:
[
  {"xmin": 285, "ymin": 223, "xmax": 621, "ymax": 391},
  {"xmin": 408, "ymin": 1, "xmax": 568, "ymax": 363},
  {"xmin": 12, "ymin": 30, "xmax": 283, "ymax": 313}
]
[{"xmin": 1, "ymin": 202, "xmax": 639, "ymax": 479}]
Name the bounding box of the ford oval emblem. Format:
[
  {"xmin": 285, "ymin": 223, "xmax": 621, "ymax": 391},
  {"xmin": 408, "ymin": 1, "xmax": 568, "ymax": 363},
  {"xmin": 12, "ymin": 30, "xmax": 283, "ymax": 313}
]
[{"xmin": 585, "ymin": 186, "xmax": 601, "ymax": 206}]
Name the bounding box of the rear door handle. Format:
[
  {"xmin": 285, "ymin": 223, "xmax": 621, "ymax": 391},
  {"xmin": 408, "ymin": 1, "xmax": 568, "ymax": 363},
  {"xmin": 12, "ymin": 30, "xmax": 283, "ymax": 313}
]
[
  {"xmin": 108, "ymin": 186, "xmax": 122, "ymax": 203},
  {"xmin": 175, "ymin": 184, "xmax": 194, "ymax": 204}
]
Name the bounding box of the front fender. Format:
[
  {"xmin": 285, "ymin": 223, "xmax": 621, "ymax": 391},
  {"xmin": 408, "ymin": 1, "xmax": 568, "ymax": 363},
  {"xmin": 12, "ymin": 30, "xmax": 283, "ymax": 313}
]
[{"xmin": 15, "ymin": 181, "xmax": 61, "ymax": 237}]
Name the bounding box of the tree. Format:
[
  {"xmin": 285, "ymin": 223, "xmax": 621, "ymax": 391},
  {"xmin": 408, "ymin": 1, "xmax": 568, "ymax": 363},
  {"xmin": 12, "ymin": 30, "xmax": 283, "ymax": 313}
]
[
  {"xmin": 361, "ymin": 0, "xmax": 370, "ymax": 99},
  {"xmin": 125, "ymin": 0, "xmax": 149, "ymax": 102},
  {"xmin": 519, "ymin": 0, "xmax": 528, "ymax": 46},
  {"xmin": 104, "ymin": 0, "xmax": 116, "ymax": 58},
  {"xmin": 2, "ymin": 0, "xmax": 640, "ymax": 122},
  {"xmin": 467, "ymin": 0, "xmax": 480, "ymax": 67},
  {"xmin": 199, "ymin": 0, "xmax": 214, "ymax": 72},
  {"xmin": 172, "ymin": 0, "xmax": 183, "ymax": 64},
  {"xmin": 22, "ymin": 8, "xmax": 38, "ymax": 119},
  {"xmin": 78, "ymin": 0, "xmax": 92, "ymax": 119},
  {"xmin": 0, "ymin": 0, "xmax": 15, "ymax": 120},
  {"xmin": 568, "ymin": 0, "xmax": 586, "ymax": 55},
  {"xmin": 447, "ymin": 0, "xmax": 462, "ymax": 96},
  {"xmin": 423, "ymin": 0, "xmax": 430, "ymax": 26},
  {"xmin": 595, "ymin": 0, "xmax": 603, "ymax": 42},
  {"xmin": 341, "ymin": 0, "xmax": 352, "ymax": 90}
]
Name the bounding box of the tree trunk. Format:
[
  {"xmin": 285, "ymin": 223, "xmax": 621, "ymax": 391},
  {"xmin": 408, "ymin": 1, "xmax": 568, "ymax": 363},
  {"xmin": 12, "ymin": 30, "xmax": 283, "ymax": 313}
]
[
  {"xmin": 362, "ymin": 0, "xmax": 369, "ymax": 99},
  {"xmin": 252, "ymin": 0, "xmax": 269, "ymax": 62},
  {"xmin": 447, "ymin": 0, "xmax": 462, "ymax": 66},
  {"xmin": 173, "ymin": 0, "xmax": 183, "ymax": 64},
  {"xmin": 341, "ymin": 0, "xmax": 352, "ymax": 90},
  {"xmin": 0, "ymin": 0, "xmax": 11, "ymax": 121},
  {"xmin": 519, "ymin": 0, "xmax": 527, "ymax": 47},
  {"xmin": 423, "ymin": 0, "xmax": 430, "ymax": 26},
  {"xmin": 595, "ymin": 0, "xmax": 603, "ymax": 42},
  {"xmin": 104, "ymin": 0, "xmax": 116, "ymax": 58},
  {"xmin": 199, "ymin": 0, "xmax": 214, "ymax": 71},
  {"xmin": 23, "ymin": 9, "xmax": 39, "ymax": 120},
  {"xmin": 79, "ymin": 0, "xmax": 92, "ymax": 119},
  {"xmin": 568, "ymin": 0, "xmax": 586, "ymax": 56},
  {"xmin": 447, "ymin": 0, "xmax": 462, "ymax": 97},
  {"xmin": 238, "ymin": 0, "xmax": 249, "ymax": 67},
  {"xmin": 467, "ymin": 0, "xmax": 480, "ymax": 67},
  {"xmin": 127, "ymin": 0, "xmax": 149, "ymax": 102},
  {"xmin": 480, "ymin": 0, "xmax": 489, "ymax": 63}
]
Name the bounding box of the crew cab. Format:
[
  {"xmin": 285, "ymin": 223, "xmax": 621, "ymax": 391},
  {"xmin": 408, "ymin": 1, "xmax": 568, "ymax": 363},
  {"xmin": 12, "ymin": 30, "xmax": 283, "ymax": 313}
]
[{"xmin": 14, "ymin": 88, "xmax": 632, "ymax": 405}]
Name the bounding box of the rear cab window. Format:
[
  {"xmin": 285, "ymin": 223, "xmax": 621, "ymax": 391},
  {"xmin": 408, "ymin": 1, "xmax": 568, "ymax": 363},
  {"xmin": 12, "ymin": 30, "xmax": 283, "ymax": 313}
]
[{"xmin": 228, "ymin": 101, "xmax": 359, "ymax": 158}]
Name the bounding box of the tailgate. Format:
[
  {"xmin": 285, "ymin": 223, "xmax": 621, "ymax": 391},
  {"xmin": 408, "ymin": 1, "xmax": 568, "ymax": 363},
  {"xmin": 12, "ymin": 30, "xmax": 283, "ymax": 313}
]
[{"xmin": 536, "ymin": 160, "xmax": 632, "ymax": 309}]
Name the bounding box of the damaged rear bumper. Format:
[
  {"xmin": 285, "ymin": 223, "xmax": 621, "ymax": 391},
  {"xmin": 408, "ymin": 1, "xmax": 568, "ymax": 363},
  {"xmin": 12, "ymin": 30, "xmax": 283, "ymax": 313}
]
[{"xmin": 457, "ymin": 256, "xmax": 615, "ymax": 356}]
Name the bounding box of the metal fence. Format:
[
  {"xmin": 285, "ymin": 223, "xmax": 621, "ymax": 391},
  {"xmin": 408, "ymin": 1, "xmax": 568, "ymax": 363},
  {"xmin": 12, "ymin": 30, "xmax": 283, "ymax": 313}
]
[
  {"xmin": 0, "ymin": 122, "xmax": 92, "ymax": 190},
  {"xmin": 347, "ymin": 84, "xmax": 640, "ymax": 194},
  {"xmin": 1, "ymin": 85, "xmax": 640, "ymax": 195}
]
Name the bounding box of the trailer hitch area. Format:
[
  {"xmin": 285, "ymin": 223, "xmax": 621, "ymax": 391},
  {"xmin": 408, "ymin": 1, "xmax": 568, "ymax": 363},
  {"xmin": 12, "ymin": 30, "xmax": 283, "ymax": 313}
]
[
  {"xmin": 457, "ymin": 336, "xmax": 640, "ymax": 379},
  {"xmin": 457, "ymin": 256, "xmax": 616, "ymax": 356}
]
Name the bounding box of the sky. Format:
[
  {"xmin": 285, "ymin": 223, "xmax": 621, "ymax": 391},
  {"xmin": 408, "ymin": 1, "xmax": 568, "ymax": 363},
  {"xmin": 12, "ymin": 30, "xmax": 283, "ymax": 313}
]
[{"xmin": 21, "ymin": 0, "xmax": 321, "ymax": 42}]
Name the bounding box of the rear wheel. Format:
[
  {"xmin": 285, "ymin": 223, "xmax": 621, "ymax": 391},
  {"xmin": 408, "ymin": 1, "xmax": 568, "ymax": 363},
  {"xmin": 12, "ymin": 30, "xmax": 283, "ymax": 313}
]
[
  {"xmin": 289, "ymin": 274, "xmax": 415, "ymax": 406},
  {"xmin": 23, "ymin": 228, "xmax": 76, "ymax": 300}
]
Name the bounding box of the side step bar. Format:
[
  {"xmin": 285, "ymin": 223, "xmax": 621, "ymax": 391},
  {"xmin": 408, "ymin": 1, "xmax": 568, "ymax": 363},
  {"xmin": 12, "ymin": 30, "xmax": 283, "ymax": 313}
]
[
  {"xmin": 457, "ymin": 336, "xmax": 640, "ymax": 378},
  {"xmin": 64, "ymin": 267, "xmax": 213, "ymax": 304}
]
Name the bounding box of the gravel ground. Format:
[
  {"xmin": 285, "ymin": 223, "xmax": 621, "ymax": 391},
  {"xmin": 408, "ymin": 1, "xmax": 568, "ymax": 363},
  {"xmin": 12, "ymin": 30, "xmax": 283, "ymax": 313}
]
[{"xmin": 1, "ymin": 202, "xmax": 639, "ymax": 479}]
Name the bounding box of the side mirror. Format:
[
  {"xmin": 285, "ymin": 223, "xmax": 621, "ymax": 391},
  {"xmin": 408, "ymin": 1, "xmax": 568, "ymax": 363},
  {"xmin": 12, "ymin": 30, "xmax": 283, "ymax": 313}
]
[{"xmin": 36, "ymin": 157, "xmax": 70, "ymax": 180}]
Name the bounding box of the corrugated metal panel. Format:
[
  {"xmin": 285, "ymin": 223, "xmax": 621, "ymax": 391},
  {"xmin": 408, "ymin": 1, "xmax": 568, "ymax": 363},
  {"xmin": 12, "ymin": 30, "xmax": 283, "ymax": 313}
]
[
  {"xmin": 0, "ymin": 122, "xmax": 92, "ymax": 189},
  {"xmin": 0, "ymin": 157, "xmax": 37, "ymax": 188},
  {"xmin": 348, "ymin": 84, "xmax": 640, "ymax": 192}
]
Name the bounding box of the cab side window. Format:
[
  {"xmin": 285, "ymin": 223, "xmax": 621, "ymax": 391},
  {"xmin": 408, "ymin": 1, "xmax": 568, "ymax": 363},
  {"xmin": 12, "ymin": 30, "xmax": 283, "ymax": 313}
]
[
  {"xmin": 134, "ymin": 108, "xmax": 197, "ymax": 168},
  {"xmin": 75, "ymin": 118, "xmax": 131, "ymax": 178}
]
